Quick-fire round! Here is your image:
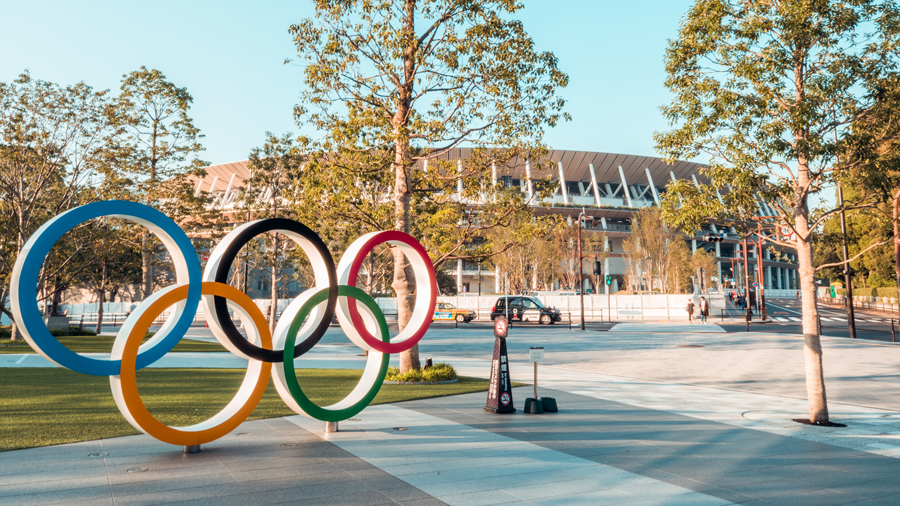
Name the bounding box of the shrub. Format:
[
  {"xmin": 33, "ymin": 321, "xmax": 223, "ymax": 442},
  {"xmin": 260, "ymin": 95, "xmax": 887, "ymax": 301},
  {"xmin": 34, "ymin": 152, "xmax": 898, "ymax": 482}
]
[
  {"xmin": 0, "ymin": 325, "xmax": 97, "ymax": 338},
  {"xmin": 385, "ymin": 362, "xmax": 457, "ymax": 383},
  {"xmin": 835, "ymin": 287, "xmax": 900, "ymax": 299}
]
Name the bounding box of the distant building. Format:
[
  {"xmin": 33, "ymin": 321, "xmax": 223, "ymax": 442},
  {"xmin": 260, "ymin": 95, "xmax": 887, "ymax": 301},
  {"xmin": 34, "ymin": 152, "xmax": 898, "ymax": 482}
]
[{"xmin": 196, "ymin": 150, "xmax": 798, "ymax": 295}]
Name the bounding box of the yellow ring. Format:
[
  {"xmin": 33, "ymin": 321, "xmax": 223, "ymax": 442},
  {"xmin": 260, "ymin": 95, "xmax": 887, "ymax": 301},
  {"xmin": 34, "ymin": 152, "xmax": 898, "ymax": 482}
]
[{"xmin": 110, "ymin": 281, "xmax": 272, "ymax": 446}]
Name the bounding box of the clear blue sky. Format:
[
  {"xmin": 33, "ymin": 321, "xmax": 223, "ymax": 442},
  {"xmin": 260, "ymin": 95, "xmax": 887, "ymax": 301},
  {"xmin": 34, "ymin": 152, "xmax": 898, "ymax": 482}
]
[{"xmin": 0, "ymin": 0, "xmax": 696, "ymax": 166}]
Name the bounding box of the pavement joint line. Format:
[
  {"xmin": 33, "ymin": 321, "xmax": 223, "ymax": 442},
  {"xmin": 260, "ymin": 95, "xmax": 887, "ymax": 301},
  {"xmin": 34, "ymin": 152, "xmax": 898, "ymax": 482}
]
[
  {"xmin": 537, "ymin": 364, "xmax": 900, "ymax": 414},
  {"xmin": 437, "ymin": 356, "xmax": 900, "ymax": 460},
  {"xmin": 283, "ymin": 405, "xmax": 735, "ymax": 506}
]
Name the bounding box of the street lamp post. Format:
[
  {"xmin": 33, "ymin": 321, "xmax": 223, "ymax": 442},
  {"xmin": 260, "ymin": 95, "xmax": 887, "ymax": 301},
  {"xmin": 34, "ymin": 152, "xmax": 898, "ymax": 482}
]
[
  {"xmin": 742, "ymin": 236, "xmax": 752, "ymax": 321},
  {"xmin": 576, "ymin": 211, "xmax": 594, "ymax": 331},
  {"xmin": 755, "ymin": 221, "xmax": 768, "ymax": 321},
  {"xmin": 837, "ymin": 185, "xmax": 857, "ymax": 339},
  {"xmin": 894, "ymin": 189, "xmax": 900, "ymax": 323}
]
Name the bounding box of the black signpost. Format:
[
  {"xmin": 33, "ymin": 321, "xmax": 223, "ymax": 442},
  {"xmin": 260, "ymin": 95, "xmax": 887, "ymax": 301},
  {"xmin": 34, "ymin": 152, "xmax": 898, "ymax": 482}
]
[{"xmin": 485, "ymin": 316, "xmax": 515, "ymax": 414}]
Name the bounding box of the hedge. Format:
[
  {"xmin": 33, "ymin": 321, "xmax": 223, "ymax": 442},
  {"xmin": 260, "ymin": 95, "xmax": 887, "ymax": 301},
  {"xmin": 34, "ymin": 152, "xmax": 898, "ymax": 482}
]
[{"xmin": 834, "ymin": 287, "xmax": 900, "ymax": 298}]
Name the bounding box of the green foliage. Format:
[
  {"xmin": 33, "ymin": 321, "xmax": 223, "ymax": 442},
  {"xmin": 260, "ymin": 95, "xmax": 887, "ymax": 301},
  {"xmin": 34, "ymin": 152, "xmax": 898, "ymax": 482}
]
[
  {"xmin": 49, "ymin": 326, "xmax": 97, "ymax": 337},
  {"xmin": 0, "ymin": 72, "xmax": 121, "ymax": 325},
  {"xmin": 814, "ymin": 187, "xmax": 896, "ymax": 287},
  {"xmin": 288, "ymin": 0, "xmax": 569, "ymax": 269},
  {"xmin": 385, "ymin": 362, "xmax": 458, "ymax": 382},
  {"xmin": 435, "ymin": 269, "xmax": 458, "ymax": 296},
  {"xmin": 656, "ymin": 0, "xmax": 900, "ymax": 240},
  {"xmin": 834, "ymin": 287, "xmax": 899, "ymax": 298}
]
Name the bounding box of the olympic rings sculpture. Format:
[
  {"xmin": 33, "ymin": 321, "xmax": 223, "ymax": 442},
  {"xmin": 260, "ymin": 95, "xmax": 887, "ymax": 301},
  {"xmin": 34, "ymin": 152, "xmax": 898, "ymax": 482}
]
[{"xmin": 10, "ymin": 200, "xmax": 437, "ymax": 447}]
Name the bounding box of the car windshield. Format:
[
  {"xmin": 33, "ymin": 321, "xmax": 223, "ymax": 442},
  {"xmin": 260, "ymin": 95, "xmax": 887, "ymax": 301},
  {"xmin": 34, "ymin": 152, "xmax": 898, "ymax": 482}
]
[{"xmin": 524, "ymin": 298, "xmax": 545, "ymax": 309}]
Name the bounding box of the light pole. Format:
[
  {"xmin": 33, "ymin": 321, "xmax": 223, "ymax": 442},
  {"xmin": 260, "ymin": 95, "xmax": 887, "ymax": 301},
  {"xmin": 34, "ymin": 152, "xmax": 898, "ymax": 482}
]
[
  {"xmin": 894, "ymin": 189, "xmax": 900, "ymax": 323},
  {"xmin": 837, "ymin": 185, "xmax": 857, "ymax": 339},
  {"xmin": 576, "ymin": 211, "xmax": 594, "ymax": 330},
  {"xmin": 742, "ymin": 235, "xmax": 752, "ymax": 321},
  {"xmin": 755, "ymin": 221, "xmax": 768, "ymax": 321}
]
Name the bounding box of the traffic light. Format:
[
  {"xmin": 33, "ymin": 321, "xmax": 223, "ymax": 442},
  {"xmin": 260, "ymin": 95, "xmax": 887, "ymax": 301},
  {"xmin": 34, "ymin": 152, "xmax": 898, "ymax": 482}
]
[
  {"xmin": 593, "ymin": 260, "xmax": 602, "ymax": 276},
  {"xmin": 605, "ymin": 275, "xmax": 612, "ymax": 286},
  {"xmin": 704, "ymin": 234, "xmax": 725, "ymax": 242}
]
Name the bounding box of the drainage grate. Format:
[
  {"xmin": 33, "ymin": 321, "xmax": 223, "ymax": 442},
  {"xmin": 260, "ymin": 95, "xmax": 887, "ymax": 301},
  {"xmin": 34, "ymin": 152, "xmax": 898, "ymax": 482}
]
[
  {"xmin": 280, "ymin": 443, "xmax": 297, "ymax": 447},
  {"xmin": 88, "ymin": 452, "xmax": 109, "ymax": 458},
  {"xmin": 675, "ymin": 345, "xmax": 705, "ymax": 348},
  {"xmin": 127, "ymin": 467, "xmax": 148, "ymax": 473},
  {"xmin": 392, "ymin": 427, "xmax": 407, "ymax": 431}
]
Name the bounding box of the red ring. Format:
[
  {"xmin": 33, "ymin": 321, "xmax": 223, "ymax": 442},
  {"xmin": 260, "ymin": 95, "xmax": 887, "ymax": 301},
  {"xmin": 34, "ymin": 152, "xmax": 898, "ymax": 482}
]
[{"xmin": 343, "ymin": 231, "xmax": 437, "ymax": 354}]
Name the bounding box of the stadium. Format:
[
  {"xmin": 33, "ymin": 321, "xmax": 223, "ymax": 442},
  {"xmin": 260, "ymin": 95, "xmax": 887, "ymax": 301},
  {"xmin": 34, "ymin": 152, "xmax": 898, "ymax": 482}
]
[{"xmin": 196, "ymin": 149, "xmax": 799, "ymax": 297}]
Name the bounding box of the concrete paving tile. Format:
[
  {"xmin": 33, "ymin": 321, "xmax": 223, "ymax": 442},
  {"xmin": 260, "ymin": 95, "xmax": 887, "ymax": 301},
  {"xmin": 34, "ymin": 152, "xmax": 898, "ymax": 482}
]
[
  {"xmin": 502, "ymin": 477, "xmax": 612, "ymax": 500},
  {"xmin": 414, "ymin": 478, "xmax": 497, "ymax": 497},
  {"xmin": 227, "ymin": 462, "xmax": 345, "ymax": 483},
  {"xmin": 642, "ymin": 491, "xmax": 734, "ymax": 505},
  {"xmin": 437, "ymin": 489, "xmax": 521, "ymax": 506},
  {"xmin": 0, "ymin": 461, "xmax": 108, "ymax": 486},
  {"xmin": 112, "ymin": 472, "xmax": 238, "ymax": 499},
  {"xmin": 0, "ymin": 484, "xmax": 114, "ymax": 506},
  {"xmin": 529, "ymin": 488, "xmax": 642, "ymax": 506},
  {"xmin": 613, "ymin": 478, "xmax": 705, "ymax": 501},
  {"xmin": 0, "ymin": 475, "xmax": 110, "ymax": 499},
  {"xmin": 758, "ymin": 488, "xmax": 862, "ymax": 506},
  {"xmin": 106, "ymin": 461, "xmax": 229, "ymax": 486},
  {"xmin": 824, "ymin": 479, "xmax": 900, "ymax": 500},
  {"xmin": 787, "ymin": 470, "xmax": 879, "ymax": 488},
  {"xmin": 398, "ymin": 499, "xmax": 450, "ymax": 506},
  {"xmin": 112, "ymin": 482, "xmax": 254, "ymax": 505}
]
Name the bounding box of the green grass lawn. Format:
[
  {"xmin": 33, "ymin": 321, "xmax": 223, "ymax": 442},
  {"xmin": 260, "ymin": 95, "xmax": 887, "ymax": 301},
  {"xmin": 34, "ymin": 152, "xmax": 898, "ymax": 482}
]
[
  {"xmin": 0, "ymin": 335, "xmax": 226, "ymax": 354},
  {"xmin": 0, "ymin": 368, "xmax": 513, "ymax": 452}
]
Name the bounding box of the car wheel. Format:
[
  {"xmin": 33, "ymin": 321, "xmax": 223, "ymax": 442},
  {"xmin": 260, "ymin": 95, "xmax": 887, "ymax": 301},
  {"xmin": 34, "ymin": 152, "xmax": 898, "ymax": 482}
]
[
  {"xmin": 540, "ymin": 314, "xmax": 551, "ymax": 325},
  {"xmin": 455, "ymin": 314, "xmax": 466, "ymax": 323}
]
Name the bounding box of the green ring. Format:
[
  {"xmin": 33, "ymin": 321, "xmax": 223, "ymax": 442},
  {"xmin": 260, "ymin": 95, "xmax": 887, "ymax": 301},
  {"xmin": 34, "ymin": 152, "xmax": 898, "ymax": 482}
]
[{"xmin": 281, "ymin": 285, "xmax": 390, "ymax": 422}]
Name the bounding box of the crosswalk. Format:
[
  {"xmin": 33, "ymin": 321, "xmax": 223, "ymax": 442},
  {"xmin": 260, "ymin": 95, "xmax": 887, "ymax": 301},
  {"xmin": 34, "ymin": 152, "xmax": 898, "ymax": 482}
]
[
  {"xmin": 726, "ymin": 314, "xmax": 892, "ymax": 323},
  {"xmin": 766, "ymin": 316, "xmax": 892, "ymax": 323}
]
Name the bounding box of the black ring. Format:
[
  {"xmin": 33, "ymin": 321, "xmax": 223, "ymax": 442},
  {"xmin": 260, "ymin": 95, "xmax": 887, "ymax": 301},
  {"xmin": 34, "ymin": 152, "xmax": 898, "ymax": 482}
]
[{"xmin": 212, "ymin": 218, "xmax": 337, "ymax": 362}]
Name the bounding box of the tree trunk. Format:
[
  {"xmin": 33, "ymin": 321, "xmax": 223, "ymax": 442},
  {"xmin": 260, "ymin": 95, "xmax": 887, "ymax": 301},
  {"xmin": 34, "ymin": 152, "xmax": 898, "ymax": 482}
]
[
  {"xmin": 393, "ymin": 0, "xmax": 419, "ymax": 372},
  {"xmin": 96, "ymin": 263, "xmax": 107, "ymax": 335},
  {"xmin": 269, "ymin": 233, "xmax": 279, "ymax": 333},
  {"xmin": 141, "ymin": 232, "xmax": 152, "ymax": 301},
  {"xmin": 795, "ymin": 217, "xmax": 828, "ymax": 423}
]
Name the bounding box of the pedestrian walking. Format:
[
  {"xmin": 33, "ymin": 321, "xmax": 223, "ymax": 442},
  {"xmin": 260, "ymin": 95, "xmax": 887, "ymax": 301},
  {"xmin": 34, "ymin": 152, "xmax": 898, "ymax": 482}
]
[
  {"xmin": 699, "ymin": 296, "xmax": 709, "ymax": 324},
  {"xmin": 686, "ymin": 298, "xmax": 695, "ymax": 324}
]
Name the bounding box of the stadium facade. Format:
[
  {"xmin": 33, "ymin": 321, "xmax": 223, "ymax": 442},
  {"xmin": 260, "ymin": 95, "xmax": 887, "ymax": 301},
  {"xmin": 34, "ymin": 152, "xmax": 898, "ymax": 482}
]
[{"xmin": 196, "ymin": 149, "xmax": 799, "ymax": 296}]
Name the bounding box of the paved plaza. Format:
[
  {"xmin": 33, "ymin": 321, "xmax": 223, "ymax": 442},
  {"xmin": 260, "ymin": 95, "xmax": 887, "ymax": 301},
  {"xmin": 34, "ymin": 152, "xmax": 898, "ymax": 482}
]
[{"xmin": 3, "ymin": 323, "xmax": 900, "ymax": 505}]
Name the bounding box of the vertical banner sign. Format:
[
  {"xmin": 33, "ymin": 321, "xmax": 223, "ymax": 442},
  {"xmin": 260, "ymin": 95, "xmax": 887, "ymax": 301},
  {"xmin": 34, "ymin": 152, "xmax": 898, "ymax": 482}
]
[{"xmin": 485, "ymin": 322, "xmax": 515, "ymax": 414}]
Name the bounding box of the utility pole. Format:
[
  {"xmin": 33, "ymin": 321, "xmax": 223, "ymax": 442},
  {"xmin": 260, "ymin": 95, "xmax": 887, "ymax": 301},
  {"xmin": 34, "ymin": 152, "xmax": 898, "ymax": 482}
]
[
  {"xmin": 837, "ymin": 185, "xmax": 857, "ymax": 339},
  {"xmin": 577, "ymin": 211, "xmax": 588, "ymax": 330},
  {"xmin": 756, "ymin": 221, "xmax": 767, "ymax": 321},
  {"xmin": 893, "ymin": 189, "xmax": 900, "ymax": 323},
  {"xmin": 742, "ymin": 236, "xmax": 752, "ymax": 321}
]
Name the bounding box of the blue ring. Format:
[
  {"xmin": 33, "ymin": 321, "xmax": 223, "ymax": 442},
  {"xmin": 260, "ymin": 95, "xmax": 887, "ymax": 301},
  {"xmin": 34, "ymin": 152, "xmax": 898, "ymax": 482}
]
[{"xmin": 11, "ymin": 201, "xmax": 201, "ymax": 376}]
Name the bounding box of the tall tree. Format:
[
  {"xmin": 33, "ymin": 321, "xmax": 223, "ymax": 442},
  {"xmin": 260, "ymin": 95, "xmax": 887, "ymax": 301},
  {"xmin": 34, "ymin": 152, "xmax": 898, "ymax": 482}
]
[
  {"xmin": 114, "ymin": 67, "xmax": 207, "ymax": 301},
  {"xmin": 0, "ymin": 72, "xmax": 118, "ymax": 339},
  {"xmin": 290, "ymin": 0, "xmax": 569, "ymax": 371},
  {"xmin": 656, "ymin": 0, "xmax": 900, "ymax": 422},
  {"xmin": 239, "ymin": 133, "xmax": 309, "ymax": 331}
]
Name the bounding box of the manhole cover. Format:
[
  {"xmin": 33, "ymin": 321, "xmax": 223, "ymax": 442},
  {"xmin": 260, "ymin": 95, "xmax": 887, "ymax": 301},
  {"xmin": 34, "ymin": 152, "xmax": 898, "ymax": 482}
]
[
  {"xmin": 88, "ymin": 452, "xmax": 109, "ymax": 458},
  {"xmin": 127, "ymin": 467, "xmax": 148, "ymax": 473},
  {"xmin": 280, "ymin": 443, "xmax": 297, "ymax": 447},
  {"xmin": 675, "ymin": 345, "xmax": 705, "ymax": 348},
  {"xmin": 392, "ymin": 427, "xmax": 407, "ymax": 431},
  {"xmin": 235, "ymin": 432, "xmax": 251, "ymax": 436}
]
